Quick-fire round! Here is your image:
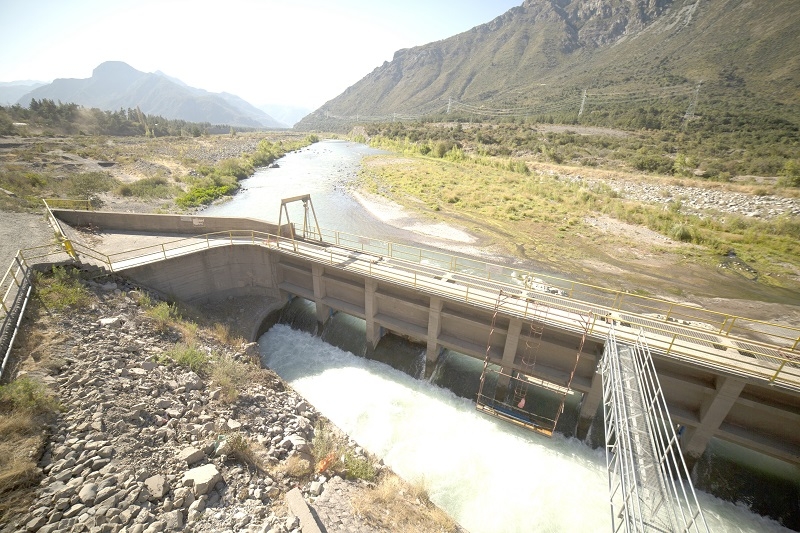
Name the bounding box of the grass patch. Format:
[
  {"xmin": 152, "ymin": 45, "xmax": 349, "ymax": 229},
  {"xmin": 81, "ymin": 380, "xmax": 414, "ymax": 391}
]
[
  {"xmin": 0, "ymin": 377, "xmax": 60, "ymax": 522},
  {"xmin": 351, "ymin": 473, "xmax": 457, "ymax": 533},
  {"xmin": 0, "ymin": 376, "xmax": 61, "ymax": 414},
  {"xmin": 209, "ymin": 355, "xmax": 251, "ymax": 403},
  {"xmin": 117, "ymin": 177, "xmax": 179, "ymax": 199},
  {"xmin": 160, "ymin": 342, "xmax": 209, "ymax": 374},
  {"xmin": 312, "ymin": 420, "xmax": 376, "ymax": 481},
  {"xmin": 34, "ymin": 266, "xmax": 92, "ymax": 311}
]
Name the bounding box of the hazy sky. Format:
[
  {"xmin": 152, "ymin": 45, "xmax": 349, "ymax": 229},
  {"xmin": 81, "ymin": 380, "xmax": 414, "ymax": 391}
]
[{"xmin": 0, "ymin": 0, "xmax": 521, "ymax": 110}]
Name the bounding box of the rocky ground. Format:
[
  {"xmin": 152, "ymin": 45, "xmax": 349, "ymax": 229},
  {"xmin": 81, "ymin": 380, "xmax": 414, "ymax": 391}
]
[{"xmin": 2, "ymin": 273, "xmax": 455, "ymax": 533}]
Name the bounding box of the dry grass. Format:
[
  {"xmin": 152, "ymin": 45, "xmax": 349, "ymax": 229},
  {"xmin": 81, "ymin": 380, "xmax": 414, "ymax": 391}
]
[
  {"xmin": 0, "ymin": 377, "xmax": 60, "ymax": 523},
  {"xmin": 209, "ymin": 322, "xmax": 246, "ymax": 346},
  {"xmin": 210, "ymin": 355, "xmax": 252, "ymax": 403},
  {"xmin": 351, "ymin": 473, "xmax": 458, "ymax": 533},
  {"xmin": 273, "ymin": 454, "xmax": 312, "ymax": 479},
  {"xmin": 224, "ymin": 432, "xmax": 269, "ymax": 473}
]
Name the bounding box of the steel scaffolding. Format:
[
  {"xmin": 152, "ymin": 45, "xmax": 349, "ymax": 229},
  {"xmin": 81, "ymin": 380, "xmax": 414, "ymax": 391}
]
[{"xmin": 601, "ymin": 324, "xmax": 709, "ymax": 533}]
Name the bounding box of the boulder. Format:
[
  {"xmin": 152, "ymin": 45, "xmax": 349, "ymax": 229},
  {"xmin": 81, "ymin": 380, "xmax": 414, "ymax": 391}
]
[
  {"xmin": 182, "ymin": 464, "xmax": 222, "ymax": 497},
  {"xmin": 144, "ymin": 474, "xmax": 169, "ymax": 501},
  {"xmin": 177, "ymin": 446, "xmax": 205, "ymax": 466}
]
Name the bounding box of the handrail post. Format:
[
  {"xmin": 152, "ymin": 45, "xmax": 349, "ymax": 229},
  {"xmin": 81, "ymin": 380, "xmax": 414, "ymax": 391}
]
[
  {"xmin": 161, "ymin": 244, "xmax": 167, "ymax": 260},
  {"xmin": 666, "ymin": 334, "xmax": 677, "ymax": 355},
  {"xmin": 725, "ymin": 316, "xmax": 738, "ymax": 336},
  {"xmin": 206, "ymin": 234, "xmax": 210, "ymax": 249},
  {"xmin": 664, "ymin": 303, "xmax": 674, "ymax": 322},
  {"xmin": 769, "ymin": 360, "xmax": 786, "ymax": 384}
]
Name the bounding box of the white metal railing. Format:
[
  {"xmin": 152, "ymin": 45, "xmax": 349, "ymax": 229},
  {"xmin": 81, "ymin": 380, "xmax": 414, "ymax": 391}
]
[
  {"xmin": 0, "ymin": 251, "xmax": 34, "ymax": 381},
  {"xmin": 601, "ymin": 325, "xmax": 709, "ymax": 533}
]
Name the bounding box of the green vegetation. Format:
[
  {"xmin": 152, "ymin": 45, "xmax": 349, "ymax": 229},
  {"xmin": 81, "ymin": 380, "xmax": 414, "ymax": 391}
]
[
  {"xmin": 0, "ymin": 99, "xmax": 240, "ymax": 137},
  {"xmin": 176, "ymin": 136, "xmax": 319, "ymax": 208},
  {"xmin": 34, "ymin": 267, "xmax": 92, "ymax": 311},
  {"xmin": 66, "ymin": 171, "xmax": 118, "ymax": 198},
  {"xmin": 0, "ymin": 377, "xmax": 60, "ymax": 414},
  {"xmin": 117, "ymin": 177, "xmax": 179, "ymax": 199},
  {"xmin": 0, "ymin": 376, "xmax": 60, "ymax": 521},
  {"xmin": 359, "ymin": 152, "xmax": 800, "ymax": 284},
  {"xmin": 312, "ymin": 420, "xmax": 376, "ymax": 481},
  {"xmin": 210, "ymin": 355, "xmax": 251, "ymax": 403},
  {"xmin": 144, "ymin": 300, "xmax": 182, "ymax": 332},
  {"xmin": 159, "ymin": 342, "xmax": 209, "ymax": 373},
  {"xmin": 363, "ymin": 121, "xmax": 800, "ymax": 185}
]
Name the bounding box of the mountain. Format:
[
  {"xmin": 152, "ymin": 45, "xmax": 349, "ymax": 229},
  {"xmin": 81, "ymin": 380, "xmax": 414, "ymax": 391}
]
[
  {"xmin": 296, "ymin": 0, "xmax": 800, "ymax": 130},
  {"xmin": 0, "ymin": 81, "xmax": 46, "ymax": 105},
  {"xmin": 16, "ymin": 62, "xmax": 286, "ymax": 129},
  {"xmin": 257, "ymin": 104, "xmax": 312, "ymax": 128}
]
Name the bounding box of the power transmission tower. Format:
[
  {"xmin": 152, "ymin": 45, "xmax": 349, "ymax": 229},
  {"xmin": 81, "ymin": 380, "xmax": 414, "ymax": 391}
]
[
  {"xmin": 447, "ymin": 97, "xmax": 452, "ymax": 114},
  {"xmin": 578, "ymin": 89, "xmax": 587, "ymax": 116},
  {"xmin": 683, "ymin": 81, "xmax": 702, "ymax": 123}
]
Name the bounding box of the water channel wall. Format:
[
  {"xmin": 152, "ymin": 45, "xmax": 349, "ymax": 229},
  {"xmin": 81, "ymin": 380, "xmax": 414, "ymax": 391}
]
[{"xmin": 53, "ymin": 210, "xmax": 800, "ymax": 469}]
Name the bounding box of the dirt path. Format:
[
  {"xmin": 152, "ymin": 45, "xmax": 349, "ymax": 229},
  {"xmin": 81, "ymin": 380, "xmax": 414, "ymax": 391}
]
[{"xmin": 0, "ymin": 210, "xmax": 56, "ymax": 269}]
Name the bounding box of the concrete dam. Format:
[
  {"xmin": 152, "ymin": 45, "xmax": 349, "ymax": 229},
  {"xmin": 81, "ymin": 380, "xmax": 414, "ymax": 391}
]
[{"xmin": 45, "ymin": 206, "xmax": 800, "ymax": 476}]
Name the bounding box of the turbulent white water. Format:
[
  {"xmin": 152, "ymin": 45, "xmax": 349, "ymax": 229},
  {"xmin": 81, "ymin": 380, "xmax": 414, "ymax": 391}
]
[{"xmin": 260, "ymin": 325, "xmax": 792, "ymax": 533}]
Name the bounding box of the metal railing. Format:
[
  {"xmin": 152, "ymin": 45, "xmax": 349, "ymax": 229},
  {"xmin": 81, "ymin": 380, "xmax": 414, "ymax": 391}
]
[
  {"xmin": 0, "ymin": 251, "xmax": 33, "ymax": 382},
  {"xmin": 601, "ymin": 325, "xmax": 709, "ymax": 533},
  {"xmin": 29, "ymin": 216, "xmax": 800, "ymax": 390}
]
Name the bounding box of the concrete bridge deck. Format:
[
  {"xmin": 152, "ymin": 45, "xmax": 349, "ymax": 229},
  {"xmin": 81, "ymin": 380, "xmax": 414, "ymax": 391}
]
[{"xmin": 41, "ymin": 209, "xmax": 800, "ymax": 467}]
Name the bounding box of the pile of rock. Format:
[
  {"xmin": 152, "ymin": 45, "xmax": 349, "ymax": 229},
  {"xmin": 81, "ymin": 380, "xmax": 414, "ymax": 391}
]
[
  {"xmin": 5, "ymin": 274, "xmax": 334, "ymax": 533},
  {"xmin": 557, "ymin": 171, "xmax": 800, "ymax": 219}
]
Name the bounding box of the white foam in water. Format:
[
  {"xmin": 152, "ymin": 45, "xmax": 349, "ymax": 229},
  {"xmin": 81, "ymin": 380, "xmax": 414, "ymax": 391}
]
[{"xmin": 260, "ymin": 325, "xmax": 792, "ymax": 533}]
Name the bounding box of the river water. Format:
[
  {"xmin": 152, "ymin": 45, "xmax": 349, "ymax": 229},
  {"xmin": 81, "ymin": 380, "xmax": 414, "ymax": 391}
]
[{"xmin": 205, "ymin": 140, "xmax": 798, "ymax": 532}]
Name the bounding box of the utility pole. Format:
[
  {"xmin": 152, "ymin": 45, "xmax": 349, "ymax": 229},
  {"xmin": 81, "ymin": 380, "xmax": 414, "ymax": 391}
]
[{"xmin": 578, "ymin": 89, "xmax": 587, "ymax": 117}]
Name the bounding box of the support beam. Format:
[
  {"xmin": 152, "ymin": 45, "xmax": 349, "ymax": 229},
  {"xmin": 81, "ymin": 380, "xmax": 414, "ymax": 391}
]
[
  {"xmin": 576, "ymin": 370, "xmax": 603, "ymax": 440},
  {"xmin": 426, "ymin": 297, "xmax": 443, "ymax": 364},
  {"xmin": 498, "ymin": 318, "xmax": 522, "ymax": 389},
  {"xmin": 311, "ymin": 264, "xmax": 330, "ymax": 330},
  {"xmin": 680, "ymin": 375, "xmax": 746, "ymax": 468},
  {"xmin": 364, "ymin": 279, "xmax": 381, "ymax": 349}
]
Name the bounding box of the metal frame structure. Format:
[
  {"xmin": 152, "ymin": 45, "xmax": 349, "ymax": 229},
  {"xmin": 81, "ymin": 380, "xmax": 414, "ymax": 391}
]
[
  {"xmin": 601, "ymin": 324, "xmax": 709, "ymax": 533},
  {"xmin": 476, "ymin": 290, "xmax": 589, "ymax": 437},
  {"xmin": 278, "ymin": 194, "xmax": 322, "ymax": 242}
]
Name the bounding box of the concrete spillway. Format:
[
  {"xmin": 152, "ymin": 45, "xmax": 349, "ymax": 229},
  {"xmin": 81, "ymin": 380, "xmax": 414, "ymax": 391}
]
[{"xmin": 48, "ymin": 209, "xmax": 800, "ymax": 471}]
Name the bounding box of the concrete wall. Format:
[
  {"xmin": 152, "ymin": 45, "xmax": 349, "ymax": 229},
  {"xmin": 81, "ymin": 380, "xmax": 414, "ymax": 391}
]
[{"xmin": 53, "ymin": 209, "xmax": 287, "ymax": 236}]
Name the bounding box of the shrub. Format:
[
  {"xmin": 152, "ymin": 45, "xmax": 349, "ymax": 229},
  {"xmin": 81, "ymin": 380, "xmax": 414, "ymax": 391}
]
[
  {"xmin": 164, "ymin": 342, "xmax": 209, "ymax": 374},
  {"xmin": 0, "ymin": 377, "xmax": 60, "ymax": 414},
  {"xmin": 146, "ymin": 301, "xmax": 180, "ymax": 332},
  {"xmin": 34, "ymin": 267, "xmax": 91, "ymax": 311},
  {"xmin": 117, "ymin": 177, "xmax": 176, "ymax": 199},
  {"xmin": 67, "ymin": 172, "xmax": 117, "ymax": 198},
  {"xmin": 210, "ymin": 355, "xmax": 251, "ymax": 403},
  {"xmin": 669, "ymin": 222, "xmax": 697, "ymax": 242}
]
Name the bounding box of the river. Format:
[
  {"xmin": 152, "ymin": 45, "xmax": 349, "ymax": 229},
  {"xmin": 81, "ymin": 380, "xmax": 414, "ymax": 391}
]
[{"xmin": 204, "ymin": 139, "xmax": 798, "ymax": 532}]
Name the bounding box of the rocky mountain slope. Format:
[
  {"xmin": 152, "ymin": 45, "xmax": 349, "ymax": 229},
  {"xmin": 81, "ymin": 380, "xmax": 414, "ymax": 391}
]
[
  {"xmin": 17, "ymin": 62, "xmax": 286, "ymax": 129},
  {"xmin": 297, "ymin": 0, "xmax": 799, "ymax": 130}
]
